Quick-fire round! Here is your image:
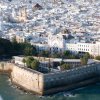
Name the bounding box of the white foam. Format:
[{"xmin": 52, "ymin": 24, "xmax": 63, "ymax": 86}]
[
  {"xmin": 0, "ymin": 95, "xmax": 3, "ymax": 100},
  {"xmin": 63, "ymin": 93, "xmax": 76, "ymax": 98}
]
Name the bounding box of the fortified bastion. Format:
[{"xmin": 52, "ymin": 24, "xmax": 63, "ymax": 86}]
[{"xmin": 0, "ymin": 62, "xmax": 100, "ymax": 95}]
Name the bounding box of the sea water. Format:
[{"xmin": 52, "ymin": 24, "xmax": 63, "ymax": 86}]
[
  {"xmin": 0, "ymin": 74, "xmax": 100, "ymax": 100},
  {"xmin": 0, "ymin": 96, "xmax": 3, "ymax": 100}
]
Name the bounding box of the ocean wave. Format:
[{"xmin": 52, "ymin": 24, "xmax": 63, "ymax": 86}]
[
  {"xmin": 63, "ymin": 92, "xmax": 76, "ymax": 98},
  {"xmin": 0, "ymin": 95, "xmax": 3, "ymax": 100}
]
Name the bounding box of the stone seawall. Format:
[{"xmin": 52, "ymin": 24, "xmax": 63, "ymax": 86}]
[
  {"xmin": 11, "ymin": 64, "xmax": 44, "ymax": 95},
  {"xmin": 0, "ymin": 62, "xmax": 100, "ymax": 95},
  {"xmin": 0, "ymin": 62, "xmax": 13, "ymax": 73},
  {"xmin": 43, "ymin": 63, "xmax": 99, "ymax": 94},
  {"xmin": 44, "ymin": 77, "xmax": 98, "ymax": 95}
]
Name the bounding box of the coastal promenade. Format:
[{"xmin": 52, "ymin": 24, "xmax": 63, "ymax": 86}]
[{"xmin": 0, "ymin": 62, "xmax": 100, "ymax": 95}]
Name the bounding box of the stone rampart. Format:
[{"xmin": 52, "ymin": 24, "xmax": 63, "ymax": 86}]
[
  {"xmin": 43, "ymin": 63, "xmax": 99, "ymax": 94},
  {"xmin": 0, "ymin": 62, "xmax": 13, "ymax": 72},
  {"xmin": 0, "ymin": 62, "xmax": 100, "ymax": 95},
  {"xmin": 11, "ymin": 64, "xmax": 44, "ymax": 95}
]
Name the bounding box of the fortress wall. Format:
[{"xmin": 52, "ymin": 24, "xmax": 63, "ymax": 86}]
[
  {"xmin": 0, "ymin": 62, "xmax": 13, "ymax": 72},
  {"xmin": 11, "ymin": 64, "xmax": 44, "ymax": 95},
  {"xmin": 96, "ymin": 63, "xmax": 100, "ymax": 75},
  {"xmin": 0, "ymin": 62, "xmax": 100, "ymax": 95},
  {"xmin": 43, "ymin": 63, "xmax": 98, "ymax": 90}
]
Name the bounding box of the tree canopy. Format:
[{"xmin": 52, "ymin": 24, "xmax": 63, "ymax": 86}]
[
  {"xmin": 60, "ymin": 63, "xmax": 71, "ymax": 71},
  {"xmin": 80, "ymin": 53, "xmax": 90, "ymax": 65},
  {"xmin": 24, "ymin": 57, "xmax": 39, "ymax": 70},
  {"xmin": 95, "ymin": 56, "xmax": 100, "ymax": 60},
  {"xmin": 0, "ymin": 38, "xmax": 37, "ymax": 57}
]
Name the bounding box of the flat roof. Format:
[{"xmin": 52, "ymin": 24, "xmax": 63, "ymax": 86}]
[{"xmin": 53, "ymin": 59, "xmax": 81, "ymax": 62}]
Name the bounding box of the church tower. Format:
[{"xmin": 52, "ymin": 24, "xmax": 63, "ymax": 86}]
[{"xmin": 18, "ymin": 6, "xmax": 27, "ymax": 22}]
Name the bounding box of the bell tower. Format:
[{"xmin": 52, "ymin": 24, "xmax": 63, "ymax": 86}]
[{"xmin": 18, "ymin": 6, "xmax": 27, "ymax": 22}]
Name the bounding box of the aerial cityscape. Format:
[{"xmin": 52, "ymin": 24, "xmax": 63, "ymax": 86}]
[{"xmin": 0, "ymin": 0, "xmax": 100, "ymax": 100}]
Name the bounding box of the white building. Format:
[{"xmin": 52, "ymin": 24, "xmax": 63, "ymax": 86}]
[
  {"xmin": 13, "ymin": 56, "xmax": 24, "ymax": 66},
  {"xmin": 66, "ymin": 41, "xmax": 100, "ymax": 57},
  {"xmin": 91, "ymin": 41, "xmax": 100, "ymax": 57},
  {"xmin": 48, "ymin": 33, "xmax": 66, "ymax": 52}
]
